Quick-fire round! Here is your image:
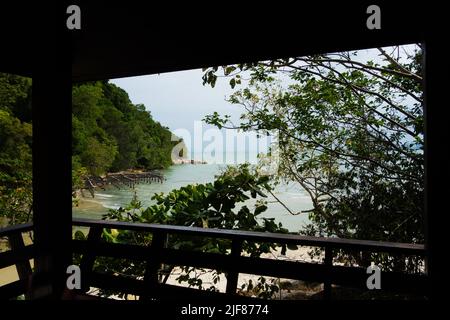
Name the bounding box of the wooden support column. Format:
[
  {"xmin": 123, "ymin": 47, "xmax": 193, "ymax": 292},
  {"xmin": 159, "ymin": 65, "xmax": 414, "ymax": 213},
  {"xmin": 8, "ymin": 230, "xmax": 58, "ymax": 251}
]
[
  {"xmin": 31, "ymin": 3, "xmax": 73, "ymax": 299},
  {"xmin": 32, "ymin": 70, "xmax": 72, "ymax": 299},
  {"xmin": 423, "ymin": 35, "xmax": 447, "ymax": 301}
]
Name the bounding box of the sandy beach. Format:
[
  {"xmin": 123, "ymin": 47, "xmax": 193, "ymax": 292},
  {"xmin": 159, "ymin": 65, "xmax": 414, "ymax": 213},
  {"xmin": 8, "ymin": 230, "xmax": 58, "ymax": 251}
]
[
  {"xmin": 163, "ymin": 246, "xmax": 325, "ymax": 298},
  {"xmin": 84, "ymin": 245, "xmax": 325, "ymax": 300},
  {"xmin": 0, "ymin": 233, "xmax": 34, "ymax": 287}
]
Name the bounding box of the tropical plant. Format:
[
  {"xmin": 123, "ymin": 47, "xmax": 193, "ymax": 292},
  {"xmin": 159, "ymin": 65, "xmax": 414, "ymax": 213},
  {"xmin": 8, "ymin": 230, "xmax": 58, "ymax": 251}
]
[
  {"xmin": 202, "ymin": 45, "xmax": 424, "ymax": 272},
  {"xmin": 75, "ymin": 164, "xmax": 291, "ymax": 299}
]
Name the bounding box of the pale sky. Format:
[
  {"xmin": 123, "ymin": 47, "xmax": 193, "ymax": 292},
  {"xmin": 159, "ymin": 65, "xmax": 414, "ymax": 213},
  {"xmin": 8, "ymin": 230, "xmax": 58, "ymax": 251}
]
[
  {"xmin": 111, "ymin": 69, "xmax": 236, "ymax": 133},
  {"xmin": 111, "ymin": 68, "xmax": 270, "ymax": 162},
  {"xmin": 110, "ymin": 45, "xmax": 418, "ymax": 131},
  {"xmin": 110, "ymin": 44, "xmax": 419, "ymax": 162}
]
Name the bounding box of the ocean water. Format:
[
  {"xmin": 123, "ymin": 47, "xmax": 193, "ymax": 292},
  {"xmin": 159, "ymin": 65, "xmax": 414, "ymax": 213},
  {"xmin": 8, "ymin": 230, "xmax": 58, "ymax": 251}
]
[{"xmin": 72, "ymin": 164, "xmax": 312, "ymax": 232}]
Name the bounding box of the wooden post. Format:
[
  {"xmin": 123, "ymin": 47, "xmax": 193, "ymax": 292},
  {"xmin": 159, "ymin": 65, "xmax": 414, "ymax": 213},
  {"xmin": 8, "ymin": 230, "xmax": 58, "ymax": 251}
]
[
  {"xmin": 8, "ymin": 233, "xmax": 33, "ymax": 279},
  {"xmin": 8, "ymin": 233, "xmax": 33, "ymax": 299},
  {"xmin": 79, "ymin": 227, "xmax": 103, "ymax": 292},
  {"xmin": 31, "ymin": 3, "xmax": 73, "ymax": 299},
  {"xmin": 225, "ymin": 239, "xmax": 243, "ymax": 295},
  {"xmin": 142, "ymin": 231, "xmax": 167, "ymax": 299},
  {"xmin": 323, "ymin": 246, "xmax": 333, "ymax": 300}
]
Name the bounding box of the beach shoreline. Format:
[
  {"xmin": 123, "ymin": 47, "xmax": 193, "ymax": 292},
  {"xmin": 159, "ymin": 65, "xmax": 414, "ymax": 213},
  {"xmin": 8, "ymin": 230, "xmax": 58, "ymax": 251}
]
[{"xmin": 164, "ymin": 246, "xmax": 323, "ymax": 297}]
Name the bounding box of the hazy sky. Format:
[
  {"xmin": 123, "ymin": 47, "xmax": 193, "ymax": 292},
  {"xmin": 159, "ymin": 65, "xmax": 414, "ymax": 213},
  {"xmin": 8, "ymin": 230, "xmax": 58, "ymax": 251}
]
[
  {"xmin": 110, "ymin": 45, "xmax": 417, "ymax": 132},
  {"xmin": 110, "ymin": 44, "xmax": 418, "ymax": 163},
  {"xmin": 111, "ymin": 68, "xmax": 244, "ymax": 131},
  {"xmin": 111, "ymin": 69, "xmax": 267, "ymax": 162}
]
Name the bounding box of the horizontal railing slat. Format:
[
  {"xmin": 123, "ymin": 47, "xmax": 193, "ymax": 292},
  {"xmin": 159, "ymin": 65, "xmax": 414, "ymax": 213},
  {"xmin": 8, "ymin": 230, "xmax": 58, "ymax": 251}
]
[
  {"xmin": 72, "ymin": 240, "xmax": 427, "ymax": 293},
  {"xmin": 0, "ymin": 279, "xmax": 28, "ymax": 300},
  {"xmin": 72, "ymin": 218, "xmax": 425, "ymax": 255},
  {"xmin": 0, "ymin": 222, "xmax": 33, "ymax": 237},
  {"xmin": 0, "ymin": 245, "xmax": 35, "ymax": 269}
]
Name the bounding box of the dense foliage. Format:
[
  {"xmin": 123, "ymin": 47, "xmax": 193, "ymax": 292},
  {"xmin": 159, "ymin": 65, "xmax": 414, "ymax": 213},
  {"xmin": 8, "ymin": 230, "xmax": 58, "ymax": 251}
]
[
  {"xmin": 72, "ymin": 81, "xmax": 178, "ymax": 177},
  {"xmin": 75, "ymin": 164, "xmax": 290, "ymax": 299},
  {"xmin": 203, "ymin": 45, "xmax": 424, "ymax": 272},
  {"xmin": 0, "ymin": 73, "xmax": 32, "ymax": 225}
]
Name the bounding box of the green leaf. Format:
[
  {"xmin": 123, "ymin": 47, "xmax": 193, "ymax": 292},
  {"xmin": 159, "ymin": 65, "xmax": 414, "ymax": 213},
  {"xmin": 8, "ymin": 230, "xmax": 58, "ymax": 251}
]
[
  {"xmin": 287, "ymin": 244, "xmax": 298, "ymax": 251},
  {"xmin": 230, "ymin": 78, "xmax": 236, "ymax": 89},
  {"xmin": 254, "ymin": 205, "xmax": 267, "ymax": 216}
]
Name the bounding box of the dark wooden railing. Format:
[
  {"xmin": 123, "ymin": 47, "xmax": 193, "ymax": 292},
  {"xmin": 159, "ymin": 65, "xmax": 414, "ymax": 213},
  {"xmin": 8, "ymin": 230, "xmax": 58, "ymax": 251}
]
[
  {"xmin": 71, "ymin": 218, "xmax": 427, "ymax": 300},
  {"xmin": 0, "ymin": 222, "xmax": 34, "ymax": 299},
  {"xmin": 0, "ymin": 218, "xmax": 428, "ymax": 300}
]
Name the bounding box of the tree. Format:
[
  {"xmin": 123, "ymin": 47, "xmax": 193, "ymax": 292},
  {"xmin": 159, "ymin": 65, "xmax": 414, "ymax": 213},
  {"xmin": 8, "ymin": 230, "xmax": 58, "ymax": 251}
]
[
  {"xmin": 0, "ymin": 73, "xmax": 33, "ymax": 225},
  {"xmin": 71, "ymin": 81, "xmax": 179, "ymax": 178},
  {"xmin": 79, "ymin": 136, "xmax": 118, "ymax": 176},
  {"xmin": 0, "ymin": 73, "xmax": 32, "ymax": 122},
  {"xmin": 203, "ymin": 45, "xmax": 424, "ymax": 272}
]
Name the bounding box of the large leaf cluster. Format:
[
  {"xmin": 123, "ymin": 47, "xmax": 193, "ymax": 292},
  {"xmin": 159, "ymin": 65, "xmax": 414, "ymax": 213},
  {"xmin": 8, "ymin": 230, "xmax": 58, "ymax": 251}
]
[
  {"xmin": 79, "ymin": 164, "xmax": 290, "ymax": 298},
  {"xmin": 202, "ymin": 46, "xmax": 425, "ymax": 272}
]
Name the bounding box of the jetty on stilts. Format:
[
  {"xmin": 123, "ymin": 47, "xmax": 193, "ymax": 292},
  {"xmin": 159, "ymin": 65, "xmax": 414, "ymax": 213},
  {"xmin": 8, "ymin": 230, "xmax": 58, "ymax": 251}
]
[{"xmin": 81, "ymin": 171, "xmax": 164, "ymax": 198}]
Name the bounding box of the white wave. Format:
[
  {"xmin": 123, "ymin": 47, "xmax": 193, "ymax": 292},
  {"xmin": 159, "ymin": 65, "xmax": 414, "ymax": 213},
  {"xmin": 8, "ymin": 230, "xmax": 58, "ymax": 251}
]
[
  {"xmin": 103, "ymin": 204, "xmax": 121, "ymax": 210},
  {"xmin": 95, "ymin": 193, "xmax": 116, "ymax": 198}
]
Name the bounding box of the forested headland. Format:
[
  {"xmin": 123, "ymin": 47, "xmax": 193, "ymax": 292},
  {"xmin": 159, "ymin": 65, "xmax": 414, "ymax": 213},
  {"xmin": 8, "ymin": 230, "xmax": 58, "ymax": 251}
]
[{"xmin": 72, "ymin": 81, "xmax": 180, "ymax": 182}]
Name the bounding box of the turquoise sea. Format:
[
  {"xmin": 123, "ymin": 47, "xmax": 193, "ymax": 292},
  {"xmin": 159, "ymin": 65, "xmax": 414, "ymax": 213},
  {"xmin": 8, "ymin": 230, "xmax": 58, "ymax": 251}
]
[{"xmin": 72, "ymin": 164, "xmax": 312, "ymax": 232}]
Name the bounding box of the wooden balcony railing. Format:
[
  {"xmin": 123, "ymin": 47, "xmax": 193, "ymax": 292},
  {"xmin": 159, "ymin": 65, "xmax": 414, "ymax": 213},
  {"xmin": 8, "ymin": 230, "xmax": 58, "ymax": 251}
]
[
  {"xmin": 0, "ymin": 222, "xmax": 34, "ymax": 299},
  {"xmin": 0, "ymin": 218, "xmax": 428, "ymax": 300}
]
